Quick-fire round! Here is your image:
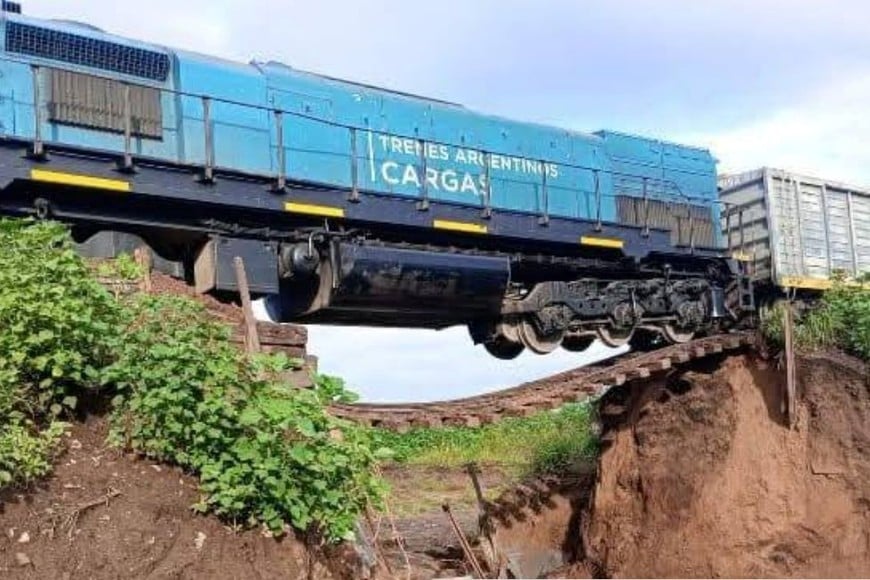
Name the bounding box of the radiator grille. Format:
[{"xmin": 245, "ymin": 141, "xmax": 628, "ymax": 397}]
[
  {"xmin": 48, "ymin": 69, "xmax": 163, "ymax": 138},
  {"xmin": 6, "ymin": 22, "xmax": 169, "ymax": 82},
  {"xmin": 617, "ymin": 196, "xmax": 715, "ymax": 247}
]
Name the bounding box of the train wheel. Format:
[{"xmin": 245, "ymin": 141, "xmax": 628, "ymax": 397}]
[
  {"xmin": 661, "ymin": 323, "xmax": 695, "ymax": 344},
  {"xmin": 484, "ymin": 336, "xmax": 525, "ymax": 360},
  {"xmin": 596, "ymin": 325, "xmax": 635, "ymax": 348},
  {"xmin": 518, "ymin": 318, "xmax": 564, "ymax": 355},
  {"xmin": 562, "ymin": 334, "xmax": 595, "ymax": 353}
]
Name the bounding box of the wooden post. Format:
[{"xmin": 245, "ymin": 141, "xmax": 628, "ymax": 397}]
[
  {"xmin": 233, "ymin": 256, "xmax": 261, "ymax": 354},
  {"xmin": 465, "ymin": 463, "xmax": 486, "ymax": 512},
  {"xmin": 465, "ymin": 463, "xmax": 506, "ymax": 577},
  {"xmin": 783, "ymin": 303, "xmax": 797, "ymax": 428},
  {"xmin": 443, "ymin": 503, "xmax": 485, "ymax": 579},
  {"xmin": 134, "ymin": 246, "xmax": 153, "ymax": 293}
]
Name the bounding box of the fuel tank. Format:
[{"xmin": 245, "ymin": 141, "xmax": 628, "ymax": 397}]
[{"xmin": 279, "ymin": 242, "xmax": 510, "ymax": 328}]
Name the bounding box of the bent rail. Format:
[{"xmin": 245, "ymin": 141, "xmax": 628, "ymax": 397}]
[{"xmin": 330, "ymin": 332, "xmax": 754, "ymax": 430}]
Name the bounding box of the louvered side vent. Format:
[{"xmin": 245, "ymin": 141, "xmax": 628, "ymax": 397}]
[
  {"xmin": 617, "ymin": 196, "xmax": 715, "ymax": 247},
  {"xmin": 6, "ymin": 22, "xmax": 170, "ymax": 82},
  {"xmin": 48, "ymin": 69, "xmax": 163, "ymax": 139}
]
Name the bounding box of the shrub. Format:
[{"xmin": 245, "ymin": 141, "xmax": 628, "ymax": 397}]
[
  {"xmin": 0, "ymin": 218, "xmax": 386, "ymax": 542},
  {"xmin": 762, "ymin": 277, "xmax": 870, "ymax": 361},
  {"xmin": 0, "ymin": 219, "xmax": 121, "ymax": 414},
  {"xmin": 104, "ymin": 294, "xmax": 386, "ymax": 541},
  {"xmin": 0, "ymin": 219, "xmax": 121, "ymax": 486}
]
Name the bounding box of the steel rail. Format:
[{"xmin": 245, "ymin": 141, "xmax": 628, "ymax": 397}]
[{"xmin": 330, "ymin": 332, "xmax": 754, "ymax": 430}]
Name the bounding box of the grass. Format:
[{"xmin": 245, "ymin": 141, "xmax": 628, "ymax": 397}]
[
  {"xmin": 762, "ymin": 275, "xmax": 870, "ymax": 361},
  {"xmin": 372, "ymin": 402, "xmax": 598, "ymax": 478}
]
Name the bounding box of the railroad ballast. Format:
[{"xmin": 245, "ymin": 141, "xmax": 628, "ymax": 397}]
[{"xmin": 0, "ymin": 4, "xmax": 766, "ymax": 358}]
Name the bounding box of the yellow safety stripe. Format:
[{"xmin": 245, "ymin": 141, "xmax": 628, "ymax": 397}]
[
  {"xmin": 580, "ymin": 236, "xmax": 624, "ymax": 249},
  {"xmin": 780, "ymin": 276, "xmax": 870, "ymax": 291},
  {"xmin": 30, "ymin": 169, "xmax": 131, "ymax": 192},
  {"xmin": 433, "ymin": 219, "xmax": 488, "ymax": 234},
  {"xmin": 284, "ymin": 202, "xmax": 345, "ymax": 218}
]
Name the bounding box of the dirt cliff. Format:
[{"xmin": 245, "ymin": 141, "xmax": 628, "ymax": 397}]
[{"xmin": 583, "ymin": 353, "xmax": 870, "ymax": 577}]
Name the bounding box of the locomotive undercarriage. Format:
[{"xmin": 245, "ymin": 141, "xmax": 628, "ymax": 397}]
[
  {"xmin": 273, "ymin": 227, "xmax": 737, "ymax": 359},
  {"xmin": 470, "ymin": 275, "xmax": 729, "ymax": 359}
]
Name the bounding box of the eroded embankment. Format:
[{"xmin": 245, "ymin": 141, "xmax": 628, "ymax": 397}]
[
  {"xmin": 0, "ymin": 417, "xmax": 365, "ymax": 580},
  {"xmin": 490, "ymin": 352, "xmax": 870, "ymax": 578}
]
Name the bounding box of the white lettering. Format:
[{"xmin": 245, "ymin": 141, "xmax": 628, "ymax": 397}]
[
  {"xmin": 374, "ymin": 133, "xmax": 561, "ymax": 188},
  {"xmin": 547, "ymin": 164, "xmax": 559, "ymax": 179},
  {"xmin": 460, "ymin": 173, "xmax": 478, "ymax": 196},
  {"xmin": 425, "ymin": 167, "xmax": 439, "ymax": 189},
  {"xmin": 381, "ymin": 161, "xmax": 400, "ymax": 185},
  {"xmin": 441, "ymin": 170, "xmax": 459, "ymax": 192},
  {"xmin": 402, "ymin": 164, "xmax": 421, "ymax": 188}
]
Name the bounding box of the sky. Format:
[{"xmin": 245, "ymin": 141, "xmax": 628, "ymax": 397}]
[{"xmin": 27, "ymin": 0, "xmax": 870, "ymax": 401}]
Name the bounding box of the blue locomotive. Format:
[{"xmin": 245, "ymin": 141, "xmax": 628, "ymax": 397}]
[{"xmin": 0, "ymin": 3, "xmax": 750, "ymax": 358}]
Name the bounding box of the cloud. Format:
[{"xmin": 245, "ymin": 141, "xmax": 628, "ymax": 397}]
[
  {"xmin": 681, "ymin": 71, "xmax": 870, "ymax": 186},
  {"xmin": 307, "ymin": 325, "xmax": 623, "ymax": 402}
]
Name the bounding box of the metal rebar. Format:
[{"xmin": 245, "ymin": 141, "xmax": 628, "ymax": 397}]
[
  {"xmin": 121, "ymin": 82, "xmax": 134, "ymax": 171},
  {"xmin": 201, "ymin": 96, "xmax": 214, "ymax": 183},
  {"xmin": 688, "ymin": 206, "xmax": 696, "ymax": 252},
  {"xmin": 349, "ymin": 127, "xmax": 360, "ymax": 202},
  {"xmin": 481, "ymin": 151, "xmax": 492, "ymax": 219},
  {"xmin": 594, "ymin": 169, "xmax": 602, "ymax": 231},
  {"xmin": 725, "ymin": 206, "xmax": 733, "ymax": 254},
  {"xmin": 416, "ymin": 138, "xmax": 429, "ymax": 211},
  {"xmin": 846, "ymin": 191, "xmax": 860, "ymax": 276},
  {"xmin": 274, "ymin": 109, "xmax": 286, "ymax": 191},
  {"xmin": 642, "ymin": 177, "xmax": 650, "ymax": 237},
  {"xmin": 31, "ymin": 65, "xmax": 44, "ymax": 158},
  {"xmin": 538, "ymin": 161, "xmax": 550, "ymax": 226}
]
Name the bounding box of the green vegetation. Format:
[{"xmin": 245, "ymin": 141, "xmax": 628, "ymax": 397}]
[
  {"xmin": 0, "ymin": 220, "xmax": 120, "ymax": 485},
  {"xmin": 0, "ymin": 217, "xmax": 600, "ymax": 539},
  {"xmin": 105, "ymin": 294, "xmax": 386, "ymax": 539},
  {"xmin": 372, "ymin": 403, "xmax": 598, "ymax": 477},
  {"xmin": 0, "ymin": 219, "xmax": 385, "ymax": 541},
  {"xmin": 762, "ymin": 275, "xmax": 870, "ymax": 361}
]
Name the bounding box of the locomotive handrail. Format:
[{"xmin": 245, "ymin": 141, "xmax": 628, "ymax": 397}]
[{"xmin": 24, "ymin": 62, "xmax": 730, "ymax": 250}]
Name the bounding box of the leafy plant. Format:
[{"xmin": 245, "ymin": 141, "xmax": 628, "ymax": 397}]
[
  {"xmin": 762, "ymin": 277, "xmax": 870, "ymax": 361},
  {"xmin": 94, "ymin": 252, "xmax": 143, "ymax": 281},
  {"xmin": 312, "ymin": 374, "xmax": 360, "ymax": 404},
  {"xmin": 105, "ymin": 294, "xmax": 387, "ymax": 541},
  {"xmin": 0, "ymin": 219, "xmax": 121, "ymax": 487},
  {"xmin": 0, "ymin": 219, "xmax": 122, "ymax": 416},
  {"xmin": 0, "ymin": 421, "xmax": 67, "ymax": 486}
]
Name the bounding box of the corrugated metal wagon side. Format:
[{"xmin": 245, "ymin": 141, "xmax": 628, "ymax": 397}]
[{"xmin": 720, "ymin": 167, "xmax": 870, "ymax": 290}]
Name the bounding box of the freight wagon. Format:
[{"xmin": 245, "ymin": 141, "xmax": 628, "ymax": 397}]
[
  {"xmin": 720, "ymin": 168, "xmax": 870, "ymax": 291},
  {"xmin": 0, "ymin": 3, "xmax": 751, "ymax": 358}
]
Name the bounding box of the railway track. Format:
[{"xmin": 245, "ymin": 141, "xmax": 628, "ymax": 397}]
[{"xmin": 331, "ymin": 332, "xmax": 755, "ymax": 431}]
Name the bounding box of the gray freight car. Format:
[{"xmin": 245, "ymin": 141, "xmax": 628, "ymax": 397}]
[{"xmin": 720, "ymin": 168, "xmax": 870, "ymax": 290}]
